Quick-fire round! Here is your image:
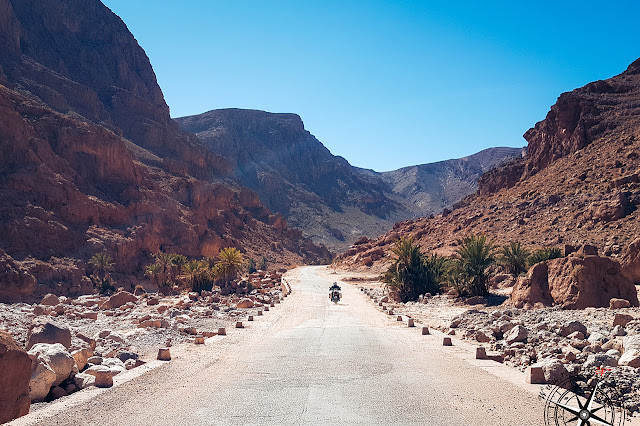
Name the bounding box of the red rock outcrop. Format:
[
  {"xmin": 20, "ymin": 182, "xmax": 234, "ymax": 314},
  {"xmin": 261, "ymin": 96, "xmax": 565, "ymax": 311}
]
[
  {"xmin": 510, "ymin": 254, "xmax": 639, "ymax": 309},
  {"xmin": 0, "ymin": 331, "xmax": 31, "ymax": 423},
  {"xmin": 0, "ymin": 0, "xmax": 330, "ymax": 302}
]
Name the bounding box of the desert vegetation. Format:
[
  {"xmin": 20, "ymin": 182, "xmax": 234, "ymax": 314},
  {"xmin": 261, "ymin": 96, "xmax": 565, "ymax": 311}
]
[{"xmin": 382, "ymin": 234, "xmax": 566, "ymax": 301}]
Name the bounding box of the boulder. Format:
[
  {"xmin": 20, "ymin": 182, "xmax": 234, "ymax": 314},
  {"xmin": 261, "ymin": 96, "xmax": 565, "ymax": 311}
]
[
  {"xmin": 104, "ymin": 291, "xmax": 138, "ymax": 309},
  {"xmin": 40, "ymin": 294, "xmax": 60, "ymax": 306},
  {"xmin": 505, "ymin": 325, "xmax": 528, "ymax": 344},
  {"xmin": 609, "ymin": 298, "xmax": 631, "ymax": 309},
  {"xmin": 29, "ymin": 359, "xmax": 56, "ymax": 402},
  {"xmin": 613, "ymin": 313, "xmax": 634, "ymax": 327},
  {"xmin": 49, "ymin": 386, "xmax": 67, "ymax": 399},
  {"xmin": 236, "ymin": 298, "xmax": 254, "ymax": 309},
  {"xmin": 618, "ymin": 349, "xmax": 640, "ymax": 368},
  {"xmin": 71, "ymin": 347, "xmax": 93, "ymax": 371},
  {"xmin": 530, "ymin": 358, "xmax": 569, "ymax": 385},
  {"xmin": 510, "ymin": 255, "xmax": 639, "ymax": 309},
  {"xmin": 27, "ymin": 319, "xmax": 72, "ymax": 350},
  {"xmin": 620, "ymin": 237, "xmax": 640, "ymax": 283},
  {"xmin": 73, "ymin": 372, "xmax": 95, "ymax": 390},
  {"xmin": 559, "ymin": 321, "xmax": 588, "ymax": 337},
  {"xmin": 623, "ymin": 335, "xmax": 640, "ymax": 352},
  {"xmin": 28, "ymin": 343, "xmax": 76, "ymax": 386},
  {"xmin": 583, "ymin": 353, "xmax": 618, "ymax": 369},
  {"xmin": 0, "ymin": 331, "xmax": 32, "ymax": 423}
]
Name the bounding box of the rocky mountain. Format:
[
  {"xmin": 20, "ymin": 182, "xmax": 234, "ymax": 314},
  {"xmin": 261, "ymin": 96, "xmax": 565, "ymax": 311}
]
[
  {"xmin": 177, "ymin": 109, "xmax": 522, "ymax": 250},
  {"xmin": 0, "ymin": 0, "xmax": 330, "ymax": 302},
  {"xmin": 337, "ymin": 58, "xmax": 640, "ymax": 286},
  {"xmin": 373, "ymin": 146, "xmax": 525, "ymax": 215}
]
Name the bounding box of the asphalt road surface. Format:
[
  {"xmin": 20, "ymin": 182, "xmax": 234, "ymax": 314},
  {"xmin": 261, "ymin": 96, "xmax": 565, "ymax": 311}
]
[{"xmin": 13, "ymin": 266, "xmax": 546, "ymax": 425}]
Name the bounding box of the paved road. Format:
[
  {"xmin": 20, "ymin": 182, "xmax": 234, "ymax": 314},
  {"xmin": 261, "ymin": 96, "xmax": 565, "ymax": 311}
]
[{"xmin": 14, "ymin": 266, "xmax": 545, "ymax": 425}]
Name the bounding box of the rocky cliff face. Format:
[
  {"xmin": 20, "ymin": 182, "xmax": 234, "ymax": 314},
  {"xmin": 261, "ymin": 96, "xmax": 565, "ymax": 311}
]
[
  {"xmin": 479, "ymin": 58, "xmax": 640, "ymax": 195},
  {"xmin": 0, "ymin": 0, "xmax": 330, "ymax": 302},
  {"xmin": 178, "ymin": 110, "xmax": 522, "ymax": 250},
  {"xmin": 338, "ymin": 59, "xmax": 640, "ymax": 281}
]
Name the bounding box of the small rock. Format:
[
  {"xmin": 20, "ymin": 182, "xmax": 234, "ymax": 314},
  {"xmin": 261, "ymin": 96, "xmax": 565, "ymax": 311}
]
[
  {"xmin": 505, "ymin": 325, "xmax": 528, "ymax": 344},
  {"xmin": 73, "ymin": 373, "xmax": 95, "ymax": 390},
  {"xmin": 559, "ymin": 321, "xmax": 588, "ymax": 338},
  {"xmin": 49, "ymin": 386, "xmax": 67, "ymax": 400},
  {"xmin": 612, "ymin": 325, "xmax": 627, "ymax": 336},
  {"xmin": 40, "ymin": 294, "xmax": 60, "ymax": 306},
  {"xmin": 613, "ymin": 313, "xmax": 634, "ymax": 327}
]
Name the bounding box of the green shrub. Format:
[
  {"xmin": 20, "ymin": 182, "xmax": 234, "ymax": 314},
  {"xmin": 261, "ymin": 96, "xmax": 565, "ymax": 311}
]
[{"xmin": 247, "ymin": 258, "xmax": 257, "ymax": 274}]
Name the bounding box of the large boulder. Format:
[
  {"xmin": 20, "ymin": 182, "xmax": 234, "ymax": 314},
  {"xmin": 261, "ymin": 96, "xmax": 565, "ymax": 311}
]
[
  {"xmin": 104, "ymin": 291, "xmax": 138, "ymax": 309},
  {"xmin": 29, "ymin": 358, "xmax": 56, "ymax": 402},
  {"xmin": 236, "ymin": 298, "xmax": 254, "ymax": 309},
  {"xmin": 510, "ymin": 255, "xmax": 639, "ymax": 309},
  {"xmin": 621, "ymin": 238, "xmax": 640, "ymax": 283},
  {"xmin": 530, "ymin": 358, "xmax": 569, "ymax": 385},
  {"xmin": 0, "ymin": 331, "xmax": 32, "ymax": 423},
  {"xmin": 28, "ymin": 343, "xmax": 76, "ymax": 387},
  {"xmin": 27, "ymin": 319, "xmax": 72, "ymax": 350}
]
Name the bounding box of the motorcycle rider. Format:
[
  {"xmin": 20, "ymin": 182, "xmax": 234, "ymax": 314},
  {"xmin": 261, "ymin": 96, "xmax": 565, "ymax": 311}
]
[{"xmin": 329, "ymin": 282, "xmax": 341, "ymax": 301}]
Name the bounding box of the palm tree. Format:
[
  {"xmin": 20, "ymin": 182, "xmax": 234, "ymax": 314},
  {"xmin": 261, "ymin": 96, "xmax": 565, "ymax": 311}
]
[
  {"xmin": 182, "ymin": 260, "xmax": 206, "ymax": 290},
  {"xmin": 154, "ymin": 252, "xmax": 174, "ymax": 286},
  {"xmin": 382, "ymin": 237, "xmax": 433, "ymax": 302},
  {"xmin": 89, "ymin": 252, "xmax": 114, "ymax": 281},
  {"xmin": 89, "ymin": 252, "xmax": 115, "ymax": 294},
  {"xmin": 170, "ymin": 254, "xmax": 187, "ymax": 282},
  {"xmin": 214, "ymin": 247, "xmax": 245, "ymax": 289},
  {"xmin": 145, "ymin": 263, "xmax": 162, "ymax": 287},
  {"xmin": 498, "ymin": 242, "xmax": 530, "ymax": 276},
  {"xmin": 454, "ymin": 234, "xmax": 496, "ymax": 296}
]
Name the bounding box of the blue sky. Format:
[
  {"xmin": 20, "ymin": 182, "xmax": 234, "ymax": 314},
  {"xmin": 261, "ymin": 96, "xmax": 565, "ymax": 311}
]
[{"xmin": 103, "ymin": 0, "xmax": 640, "ymax": 172}]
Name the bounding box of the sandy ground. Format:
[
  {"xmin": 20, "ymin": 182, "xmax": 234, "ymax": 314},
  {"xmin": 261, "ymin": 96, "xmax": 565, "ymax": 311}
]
[{"xmin": 7, "ymin": 266, "xmax": 592, "ymax": 425}]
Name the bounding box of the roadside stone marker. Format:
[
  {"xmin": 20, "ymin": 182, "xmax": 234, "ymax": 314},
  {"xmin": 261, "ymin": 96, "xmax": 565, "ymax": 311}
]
[
  {"xmin": 407, "ymin": 318, "xmax": 415, "ymax": 327},
  {"xmin": 264, "ymin": 306, "xmax": 270, "ymax": 311},
  {"xmin": 396, "ymin": 315, "xmax": 403, "ymax": 321},
  {"xmin": 157, "ymin": 348, "xmax": 171, "ymax": 361},
  {"xmin": 248, "ymin": 315, "xmax": 254, "ymax": 321},
  {"xmin": 235, "ymin": 321, "xmax": 243, "ymax": 328},
  {"xmin": 218, "ymin": 327, "xmax": 226, "ymax": 336},
  {"xmin": 475, "ymin": 346, "xmax": 487, "ymax": 359},
  {"xmin": 257, "ymin": 310, "xmax": 263, "ymax": 316},
  {"xmin": 443, "ymin": 337, "xmax": 452, "ymax": 346},
  {"xmin": 525, "ymin": 366, "xmax": 546, "ymax": 384},
  {"xmin": 422, "ymin": 326, "xmax": 430, "ymax": 335}
]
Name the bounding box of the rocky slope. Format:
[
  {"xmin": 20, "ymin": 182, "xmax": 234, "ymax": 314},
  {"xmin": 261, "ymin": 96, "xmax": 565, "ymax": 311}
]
[
  {"xmin": 177, "ymin": 109, "xmax": 522, "ymax": 250},
  {"xmin": 372, "ymin": 146, "xmax": 525, "ymax": 214},
  {"xmin": 0, "ymin": 0, "xmax": 329, "ymax": 303},
  {"xmin": 337, "ymin": 58, "xmax": 640, "ymax": 285}
]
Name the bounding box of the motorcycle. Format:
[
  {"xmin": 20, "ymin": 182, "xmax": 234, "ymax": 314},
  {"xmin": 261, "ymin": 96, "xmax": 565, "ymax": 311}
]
[{"xmin": 329, "ymin": 282, "xmax": 342, "ymax": 303}]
